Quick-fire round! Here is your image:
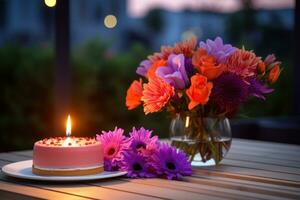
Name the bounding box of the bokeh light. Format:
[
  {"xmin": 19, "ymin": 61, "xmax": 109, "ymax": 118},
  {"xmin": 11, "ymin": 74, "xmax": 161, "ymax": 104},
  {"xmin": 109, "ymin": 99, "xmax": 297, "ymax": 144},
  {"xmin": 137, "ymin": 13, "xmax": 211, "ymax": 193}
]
[
  {"xmin": 104, "ymin": 15, "xmax": 117, "ymax": 29},
  {"xmin": 44, "ymin": 0, "xmax": 56, "ymax": 8}
]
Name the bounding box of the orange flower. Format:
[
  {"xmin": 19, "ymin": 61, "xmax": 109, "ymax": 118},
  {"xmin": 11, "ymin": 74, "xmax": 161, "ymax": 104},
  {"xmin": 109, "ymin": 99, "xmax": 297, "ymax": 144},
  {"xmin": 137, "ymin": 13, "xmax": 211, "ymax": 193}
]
[
  {"xmin": 268, "ymin": 65, "xmax": 281, "ymax": 84},
  {"xmin": 147, "ymin": 59, "xmax": 167, "ymax": 79},
  {"xmin": 226, "ymin": 49, "xmax": 261, "ymax": 79},
  {"xmin": 186, "ymin": 74, "xmax": 213, "ymax": 110},
  {"xmin": 126, "ymin": 79, "xmax": 143, "ymax": 110},
  {"xmin": 142, "ymin": 77, "xmax": 174, "ymax": 114},
  {"xmin": 192, "ymin": 48, "xmax": 225, "ymax": 80},
  {"xmin": 148, "ymin": 36, "xmax": 197, "ymax": 63},
  {"xmin": 257, "ymin": 61, "xmax": 266, "ymax": 74}
]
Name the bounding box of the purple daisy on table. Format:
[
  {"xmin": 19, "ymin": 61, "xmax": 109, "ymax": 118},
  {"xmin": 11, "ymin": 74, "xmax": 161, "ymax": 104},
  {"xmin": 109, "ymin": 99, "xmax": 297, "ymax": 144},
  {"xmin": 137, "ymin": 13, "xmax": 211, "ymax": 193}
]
[
  {"xmin": 156, "ymin": 54, "xmax": 189, "ymax": 89},
  {"xmin": 248, "ymin": 78, "xmax": 274, "ymax": 100},
  {"xmin": 122, "ymin": 151, "xmax": 155, "ymax": 178},
  {"xmin": 129, "ymin": 127, "xmax": 159, "ymax": 153},
  {"xmin": 152, "ymin": 144, "xmax": 192, "ymax": 180},
  {"xmin": 210, "ymin": 73, "xmax": 249, "ymax": 115},
  {"xmin": 96, "ymin": 127, "xmax": 130, "ymax": 171},
  {"xmin": 199, "ymin": 37, "xmax": 236, "ymax": 63},
  {"xmin": 136, "ymin": 59, "xmax": 152, "ymax": 78}
]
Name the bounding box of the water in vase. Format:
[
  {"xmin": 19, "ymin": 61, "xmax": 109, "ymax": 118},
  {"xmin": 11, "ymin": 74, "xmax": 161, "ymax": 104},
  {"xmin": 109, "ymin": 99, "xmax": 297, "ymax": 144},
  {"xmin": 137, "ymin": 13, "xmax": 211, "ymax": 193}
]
[{"xmin": 171, "ymin": 136, "xmax": 232, "ymax": 166}]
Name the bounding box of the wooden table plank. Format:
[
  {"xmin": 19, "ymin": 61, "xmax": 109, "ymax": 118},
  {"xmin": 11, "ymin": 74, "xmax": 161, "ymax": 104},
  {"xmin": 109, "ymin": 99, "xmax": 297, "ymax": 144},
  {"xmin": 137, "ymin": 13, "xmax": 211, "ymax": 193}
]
[
  {"xmin": 234, "ymin": 139, "xmax": 300, "ymax": 151},
  {"xmin": 0, "ymin": 139, "xmax": 300, "ymax": 200},
  {"xmin": 228, "ymin": 149, "xmax": 300, "ymax": 163},
  {"xmin": 225, "ymin": 153, "xmax": 300, "ymax": 168},
  {"xmin": 221, "ymin": 159, "xmax": 300, "ymax": 174},
  {"xmin": 0, "ymin": 180, "xmax": 91, "ymax": 200},
  {"xmin": 91, "ymin": 179, "xmax": 227, "ymax": 200},
  {"xmin": 127, "ymin": 177, "xmax": 300, "ymax": 200},
  {"xmin": 11, "ymin": 150, "xmax": 33, "ymax": 158},
  {"xmin": 0, "ymin": 188, "xmax": 43, "ymax": 200},
  {"xmin": 230, "ymin": 140, "xmax": 300, "ymax": 162},
  {"xmin": 36, "ymin": 183, "xmax": 162, "ymax": 200}
]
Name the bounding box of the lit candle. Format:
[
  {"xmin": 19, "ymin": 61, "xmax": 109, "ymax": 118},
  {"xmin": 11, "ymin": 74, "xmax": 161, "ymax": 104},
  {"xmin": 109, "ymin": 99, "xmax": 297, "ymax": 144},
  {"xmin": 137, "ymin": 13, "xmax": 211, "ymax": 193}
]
[
  {"xmin": 66, "ymin": 114, "xmax": 71, "ymax": 137},
  {"xmin": 64, "ymin": 115, "xmax": 72, "ymax": 146}
]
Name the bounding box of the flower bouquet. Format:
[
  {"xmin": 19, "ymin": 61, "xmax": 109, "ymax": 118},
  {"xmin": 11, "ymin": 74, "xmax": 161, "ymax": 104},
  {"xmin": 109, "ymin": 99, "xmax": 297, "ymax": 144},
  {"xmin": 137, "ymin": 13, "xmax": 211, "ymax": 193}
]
[{"xmin": 126, "ymin": 36, "xmax": 281, "ymax": 165}]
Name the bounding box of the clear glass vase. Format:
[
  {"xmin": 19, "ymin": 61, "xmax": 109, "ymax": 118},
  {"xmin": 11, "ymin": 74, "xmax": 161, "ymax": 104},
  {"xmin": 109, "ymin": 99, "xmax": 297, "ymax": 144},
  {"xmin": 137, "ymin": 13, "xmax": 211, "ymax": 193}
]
[{"xmin": 170, "ymin": 112, "xmax": 232, "ymax": 166}]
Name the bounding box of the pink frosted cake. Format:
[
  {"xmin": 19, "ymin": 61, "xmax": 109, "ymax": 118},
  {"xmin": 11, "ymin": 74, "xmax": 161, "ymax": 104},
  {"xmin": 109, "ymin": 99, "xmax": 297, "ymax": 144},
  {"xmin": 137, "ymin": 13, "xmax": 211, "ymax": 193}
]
[{"xmin": 32, "ymin": 137, "xmax": 103, "ymax": 176}]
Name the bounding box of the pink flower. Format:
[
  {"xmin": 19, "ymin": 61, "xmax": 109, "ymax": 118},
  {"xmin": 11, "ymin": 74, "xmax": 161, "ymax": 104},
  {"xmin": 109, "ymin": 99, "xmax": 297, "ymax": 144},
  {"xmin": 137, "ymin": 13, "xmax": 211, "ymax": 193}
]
[
  {"xmin": 142, "ymin": 77, "xmax": 175, "ymax": 114},
  {"xmin": 96, "ymin": 127, "xmax": 130, "ymax": 171}
]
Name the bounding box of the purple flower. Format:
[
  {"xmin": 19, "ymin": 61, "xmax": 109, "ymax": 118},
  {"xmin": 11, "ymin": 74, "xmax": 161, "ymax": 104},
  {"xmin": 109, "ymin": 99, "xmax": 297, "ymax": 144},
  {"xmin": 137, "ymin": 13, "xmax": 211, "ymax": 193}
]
[
  {"xmin": 129, "ymin": 127, "xmax": 158, "ymax": 153},
  {"xmin": 156, "ymin": 54, "xmax": 189, "ymax": 89},
  {"xmin": 210, "ymin": 73, "xmax": 249, "ymax": 115},
  {"xmin": 122, "ymin": 151, "xmax": 156, "ymax": 178},
  {"xmin": 103, "ymin": 160, "xmax": 120, "ymax": 171},
  {"xmin": 185, "ymin": 58, "xmax": 194, "ymax": 77},
  {"xmin": 199, "ymin": 37, "xmax": 236, "ymax": 63},
  {"xmin": 96, "ymin": 127, "xmax": 130, "ymax": 171},
  {"xmin": 152, "ymin": 144, "xmax": 192, "ymax": 180},
  {"xmin": 136, "ymin": 59, "xmax": 152, "ymax": 77},
  {"xmin": 248, "ymin": 78, "xmax": 274, "ymax": 100}
]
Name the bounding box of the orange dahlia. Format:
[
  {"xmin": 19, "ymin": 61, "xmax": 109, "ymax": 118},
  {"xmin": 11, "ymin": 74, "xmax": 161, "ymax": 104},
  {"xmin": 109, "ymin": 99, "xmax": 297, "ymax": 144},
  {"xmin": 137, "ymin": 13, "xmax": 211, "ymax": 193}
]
[
  {"xmin": 141, "ymin": 77, "xmax": 175, "ymax": 114},
  {"xmin": 192, "ymin": 48, "xmax": 226, "ymax": 80},
  {"xmin": 126, "ymin": 79, "xmax": 143, "ymax": 110},
  {"xmin": 148, "ymin": 36, "xmax": 197, "ymax": 63},
  {"xmin": 226, "ymin": 49, "xmax": 261, "ymax": 79}
]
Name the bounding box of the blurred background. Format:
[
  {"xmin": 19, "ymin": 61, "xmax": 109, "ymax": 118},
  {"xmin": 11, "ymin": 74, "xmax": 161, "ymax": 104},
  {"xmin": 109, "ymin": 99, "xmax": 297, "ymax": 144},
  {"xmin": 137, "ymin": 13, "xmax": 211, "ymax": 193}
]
[{"xmin": 0, "ymin": 0, "xmax": 298, "ymax": 152}]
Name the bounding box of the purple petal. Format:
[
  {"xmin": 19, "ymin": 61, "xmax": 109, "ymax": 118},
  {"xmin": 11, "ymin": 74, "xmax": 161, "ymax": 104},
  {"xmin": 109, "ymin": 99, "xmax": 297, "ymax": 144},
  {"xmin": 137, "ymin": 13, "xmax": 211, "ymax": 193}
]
[
  {"xmin": 249, "ymin": 78, "xmax": 274, "ymax": 100},
  {"xmin": 136, "ymin": 60, "xmax": 152, "ymax": 77},
  {"xmin": 156, "ymin": 54, "xmax": 189, "ymax": 89},
  {"xmin": 199, "ymin": 36, "xmax": 236, "ymax": 63}
]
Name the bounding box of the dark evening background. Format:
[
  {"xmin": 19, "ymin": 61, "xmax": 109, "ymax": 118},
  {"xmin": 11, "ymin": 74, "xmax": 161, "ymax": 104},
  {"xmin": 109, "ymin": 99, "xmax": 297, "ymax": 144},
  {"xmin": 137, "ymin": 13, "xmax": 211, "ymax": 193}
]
[{"xmin": 0, "ymin": 0, "xmax": 298, "ymax": 152}]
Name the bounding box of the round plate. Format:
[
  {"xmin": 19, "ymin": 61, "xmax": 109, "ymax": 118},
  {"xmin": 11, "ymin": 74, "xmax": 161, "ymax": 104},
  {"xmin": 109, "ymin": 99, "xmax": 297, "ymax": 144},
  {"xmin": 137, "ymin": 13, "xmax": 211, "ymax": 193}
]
[{"xmin": 2, "ymin": 160, "xmax": 127, "ymax": 181}]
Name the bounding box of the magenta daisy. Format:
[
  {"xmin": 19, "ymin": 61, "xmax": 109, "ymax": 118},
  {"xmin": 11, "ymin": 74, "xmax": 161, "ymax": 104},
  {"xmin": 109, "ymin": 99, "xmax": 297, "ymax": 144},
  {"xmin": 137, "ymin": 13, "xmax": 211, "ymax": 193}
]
[
  {"xmin": 96, "ymin": 127, "xmax": 130, "ymax": 171},
  {"xmin": 129, "ymin": 127, "xmax": 159, "ymax": 153},
  {"xmin": 152, "ymin": 144, "xmax": 192, "ymax": 180},
  {"xmin": 122, "ymin": 151, "xmax": 155, "ymax": 178}
]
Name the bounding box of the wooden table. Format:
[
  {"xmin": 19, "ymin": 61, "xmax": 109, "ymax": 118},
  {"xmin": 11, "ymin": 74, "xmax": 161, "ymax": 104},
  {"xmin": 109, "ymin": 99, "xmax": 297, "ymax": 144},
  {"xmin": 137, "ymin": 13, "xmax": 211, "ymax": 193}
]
[{"xmin": 0, "ymin": 139, "xmax": 300, "ymax": 200}]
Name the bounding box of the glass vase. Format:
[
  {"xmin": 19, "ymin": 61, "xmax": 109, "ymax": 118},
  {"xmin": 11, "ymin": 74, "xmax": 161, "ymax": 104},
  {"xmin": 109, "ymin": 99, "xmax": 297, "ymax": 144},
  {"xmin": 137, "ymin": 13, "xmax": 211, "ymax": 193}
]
[{"xmin": 170, "ymin": 112, "xmax": 232, "ymax": 166}]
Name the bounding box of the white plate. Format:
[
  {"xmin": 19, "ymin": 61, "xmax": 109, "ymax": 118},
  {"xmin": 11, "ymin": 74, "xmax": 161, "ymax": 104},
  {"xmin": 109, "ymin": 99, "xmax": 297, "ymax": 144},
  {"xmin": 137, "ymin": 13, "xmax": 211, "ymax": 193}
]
[{"xmin": 2, "ymin": 160, "xmax": 127, "ymax": 181}]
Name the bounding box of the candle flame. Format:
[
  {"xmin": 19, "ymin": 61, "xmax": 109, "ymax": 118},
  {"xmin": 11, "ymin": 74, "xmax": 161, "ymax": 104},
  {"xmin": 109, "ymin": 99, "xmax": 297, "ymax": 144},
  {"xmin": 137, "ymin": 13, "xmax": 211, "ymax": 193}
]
[{"xmin": 66, "ymin": 115, "xmax": 71, "ymax": 137}]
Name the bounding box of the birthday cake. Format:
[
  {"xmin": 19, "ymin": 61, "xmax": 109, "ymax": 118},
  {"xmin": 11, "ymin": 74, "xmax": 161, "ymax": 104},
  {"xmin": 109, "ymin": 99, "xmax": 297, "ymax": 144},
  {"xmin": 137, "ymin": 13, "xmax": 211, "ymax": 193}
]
[{"xmin": 32, "ymin": 137, "xmax": 103, "ymax": 176}]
